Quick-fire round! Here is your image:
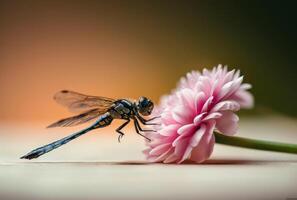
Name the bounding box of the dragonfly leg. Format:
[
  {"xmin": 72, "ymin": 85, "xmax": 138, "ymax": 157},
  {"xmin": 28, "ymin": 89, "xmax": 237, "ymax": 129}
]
[
  {"xmin": 116, "ymin": 119, "xmax": 130, "ymax": 143},
  {"xmin": 136, "ymin": 114, "xmax": 160, "ymax": 126},
  {"xmin": 134, "ymin": 117, "xmax": 156, "ymax": 132},
  {"xmin": 146, "ymin": 116, "xmax": 161, "ymax": 122},
  {"xmin": 133, "ymin": 118, "xmax": 151, "ymax": 142}
]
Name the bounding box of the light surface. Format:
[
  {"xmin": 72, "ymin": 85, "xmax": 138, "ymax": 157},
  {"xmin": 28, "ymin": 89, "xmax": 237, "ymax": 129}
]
[{"xmin": 0, "ymin": 116, "xmax": 297, "ymax": 200}]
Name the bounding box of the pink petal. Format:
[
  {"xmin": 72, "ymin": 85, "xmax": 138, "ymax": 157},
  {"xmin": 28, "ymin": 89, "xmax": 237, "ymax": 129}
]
[
  {"xmin": 160, "ymin": 111, "xmax": 176, "ymax": 125},
  {"xmin": 226, "ymin": 76, "xmax": 243, "ymax": 97},
  {"xmin": 194, "ymin": 92, "xmax": 205, "ymax": 113},
  {"xmin": 172, "ymin": 105, "xmax": 193, "ymax": 124},
  {"xmin": 210, "ymin": 80, "xmax": 218, "ymax": 96},
  {"xmin": 217, "ymin": 81, "xmax": 233, "ymax": 100},
  {"xmin": 216, "ymin": 111, "xmax": 239, "ymax": 135},
  {"xmin": 152, "ymin": 147, "xmax": 174, "ymax": 163},
  {"xmin": 232, "ymin": 90, "xmax": 254, "ymax": 109},
  {"xmin": 201, "ymin": 96, "xmax": 214, "ymax": 113},
  {"xmin": 200, "ymin": 76, "xmax": 212, "ymax": 96},
  {"xmin": 163, "ymin": 153, "xmax": 178, "ymax": 163},
  {"xmin": 172, "ymin": 134, "xmax": 184, "ymax": 147},
  {"xmin": 179, "ymin": 146, "xmax": 192, "ymax": 163},
  {"xmin": 178, "ymin": 124, "xmax": 208, "ymax": 163},
  {"xmin": 189, "ymin": 124, "xmax": 206, "ymax": 147},
  {"xmin": 177, "ymin": 123, "xmax": 196, "ymax": 135},
  {"xmin": 233, "ymin": 69, "xmax": 240, "ymax": 80},
  {"xmin": 149, "ymin": 143, "xmax": 171, "ymax": 156},
  {"xmin": 159, "ymin": 124, "xmax": 180, "ymax": 136},
  {"xmin": 202, "ymin": 112, "xmax": 222, "ymax": 121},
  {"xmin": 223, "ymin": 69, "xmax": 235, "ymax": 83},
  {"xmin": 179, "ymin": 88, "xmax": 195, "ymax": 110},
  {"xmin": 189, "ymin": 121, "xmax": 215, "ymax": 163},
  {"xmin": 172, "ymin": 124, "xmax": 196, "ymax": 147},
  {"xmin": 211, "ymin": 100, "xmax": 240, "ymax": 112},
  {"xmin": 174, "ymin": 137, "xmax": 190, "ymax": 157},
  {"xmin": 240, "ymin": 83, "xmax": 252, "ymax": 90},
  {"xmin": 190, "ymin": 133, "xmax": 215, "ymax": 163},
  {"xmin": 193, "ymin": 112, "xmax": 207, "ymax": 125}
]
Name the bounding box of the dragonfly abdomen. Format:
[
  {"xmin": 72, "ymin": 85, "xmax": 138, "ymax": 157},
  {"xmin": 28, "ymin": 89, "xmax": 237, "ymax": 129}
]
[
  {"xmin": 93, "ymin": 112, "xmax": 114, "ymax": 128},
  {"xmin": 20, "ymin": 112, "xmax": 114, "ymax": 160}
]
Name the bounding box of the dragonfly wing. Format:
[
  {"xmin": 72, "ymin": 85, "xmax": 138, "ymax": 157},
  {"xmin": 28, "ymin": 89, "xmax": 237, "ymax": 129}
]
[
  {"xmin": 47, "ymin": 109, "xmax": 105, "ymax": 128},
  {"xmin": 54, "ymin": 90, "xmax": 115, "ymax": 113}
]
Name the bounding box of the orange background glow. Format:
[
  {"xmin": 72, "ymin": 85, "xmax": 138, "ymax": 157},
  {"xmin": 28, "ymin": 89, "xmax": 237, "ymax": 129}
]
[
  {"xmin": 0, "ymin": 1, "xmax": 296, "ymax": 122},
  {"xmin": 0, "ymin": 1, "xmax": 206, "ymax": 121}
]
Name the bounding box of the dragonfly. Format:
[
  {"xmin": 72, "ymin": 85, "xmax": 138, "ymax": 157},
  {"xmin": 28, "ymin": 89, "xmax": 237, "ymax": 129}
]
[{"xmin": 20, "ymin": 90, "xmax": 159, "ymax": 160}]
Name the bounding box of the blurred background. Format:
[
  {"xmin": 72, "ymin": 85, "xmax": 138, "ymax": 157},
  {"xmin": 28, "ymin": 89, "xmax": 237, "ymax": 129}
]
[
  {"xmin": 0, "ymin": 0, "xmax": 296, "ymax": 122},
  {"xmin": 0, "ymin": 1, "xmax": 297, "ymax": 199}
]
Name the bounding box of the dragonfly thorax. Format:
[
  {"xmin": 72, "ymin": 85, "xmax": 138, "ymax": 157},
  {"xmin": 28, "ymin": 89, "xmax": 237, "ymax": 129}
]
[
  {"xmin": 109, "ymin": 99, "xmax": 135, "ymax": 119},
  {"xmin": 109, "ymin": 97, "xmax": 154, "ymax": 119}
]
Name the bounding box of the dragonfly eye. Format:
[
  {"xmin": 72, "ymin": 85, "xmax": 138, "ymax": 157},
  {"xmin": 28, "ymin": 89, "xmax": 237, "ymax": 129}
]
[{"xmin": 138, "ymin": 96, "xmax": 154, "ymax": 116}]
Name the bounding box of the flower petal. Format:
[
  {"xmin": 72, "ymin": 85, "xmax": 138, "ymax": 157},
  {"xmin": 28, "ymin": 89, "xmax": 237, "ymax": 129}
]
[
  {"xmin": 240, "ymin": 83, "xmax": 252, "ymax": 90},
  {"xmin": 159, "ymin": 124, "xmax": 180, "ymax": 136},
  {"xmin": 202, "ymin": 112, "xmax": 222, "ymax": 121},
  {"xmin": 190, "ymin": 133, "xmax": 215, "ymax": 163},
  {"xmin": 177, "ymin": 123, "xmax": 195, "ymax": 135},
  {"xmin": 189, "ymin": 124, "xmax": 206, "ymax": 147},
  {"xmin": 189, "ymin": 121, "xmax": 215, "ymax": 163},
  {"xmin": 201, "ymin": 96, "xmax": 214, "ymax": 113},
  {"xmin": 211, "ymin": 100, "xmax": 240, "ymax": 112},
  {"xmin": 232, "ymin": 90, "xmax": 254, "ymax": 109},
  {"xmin": 216, "ymin": 111, "xmax": 239, "ymax": 135},
  {"xmin": 193, "ymin": 112, "xmax": 207, "ymax": 125},
  {"xmin": 217, "ymin": 81, "xmax": 233, "ymax": 100},
  {"xmin": 226, "ymin": 76, "xmax": 243, "ymax": 97},
  {"xmin": 149, "ymin": 143, "xmax": 171, "ymax": 156},
  {"xmin": 173, "ymin": 125, "xmax": 195, "ymax": 146},
  {"xmin": 177, "ymin": 124, "xmax": 208, "ymax": 163},
  {"xmin": 150, "ymin": 147, "xmax": 174, "ymax": 163},
  {"xmin": 163, "ymin": 153, "xmax": 178, "ymax": 163},
  {"xmin": 194, "ymin": 92, "xmax": 205, "ymax": 113},
  {"xmin": 179, "ymin": 146, "xmax": 192, "ymax": 163},
  {"xmin": 172, "ymin": 105, "xmax": 193, "ymax": 124},
  {"xmin": 179, "ymin": 88, "xmax": 195, "ymax": 110},
  {"xmin": 174, "ymin": 137, "xmax": 190, "ymax": 157}
]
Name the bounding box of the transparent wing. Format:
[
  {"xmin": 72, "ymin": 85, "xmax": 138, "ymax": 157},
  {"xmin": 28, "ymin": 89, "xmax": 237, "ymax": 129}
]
[
  {"xmin": 53, "ymin": 90, "xmax": 115, "ymax": 113},
  {"xmin": 47, "ymin": 109, "xmax": 103, "ymax": 128}
]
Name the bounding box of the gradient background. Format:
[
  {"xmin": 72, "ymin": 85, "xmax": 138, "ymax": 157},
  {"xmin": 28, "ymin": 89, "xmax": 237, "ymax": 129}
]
[
  {"xmin": 0, "ymin": 1, "xmax": 297, "ymax": 200},
  {"xmin": 0, "ymin": 0, "xmax": 296, "ymax": 123}
]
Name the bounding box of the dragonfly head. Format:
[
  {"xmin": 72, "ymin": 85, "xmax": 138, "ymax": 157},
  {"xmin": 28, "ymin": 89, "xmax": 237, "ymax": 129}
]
[{"xmin": 137, "ymin": 96, "xmax": 154, "ymax": 116}]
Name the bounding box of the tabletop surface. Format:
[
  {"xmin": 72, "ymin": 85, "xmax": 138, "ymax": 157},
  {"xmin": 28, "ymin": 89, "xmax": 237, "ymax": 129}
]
[{"xmin": 0, "ymin": 115, "xmax": 297, "ymax": 200}]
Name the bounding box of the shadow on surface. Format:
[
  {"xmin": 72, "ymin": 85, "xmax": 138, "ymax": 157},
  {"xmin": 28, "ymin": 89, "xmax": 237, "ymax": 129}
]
[
  {"xmin": 195, "ymin": 159, "xmax": 297, "ymax": 165},
  {"xmin": 1, "ymin": 158, "xmax": 297, "ymax": 166}
]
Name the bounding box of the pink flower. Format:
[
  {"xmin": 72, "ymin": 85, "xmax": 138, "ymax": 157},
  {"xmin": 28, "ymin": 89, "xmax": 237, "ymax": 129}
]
[{"xmin": 144, "ymin": 65, "xmax": 254, "ymax": 163}]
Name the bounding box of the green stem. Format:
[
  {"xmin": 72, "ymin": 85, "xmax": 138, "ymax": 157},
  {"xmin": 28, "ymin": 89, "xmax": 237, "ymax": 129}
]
[{"xmin": 214, "ymin": 132, "xmax": 297, "ymax": 154}]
